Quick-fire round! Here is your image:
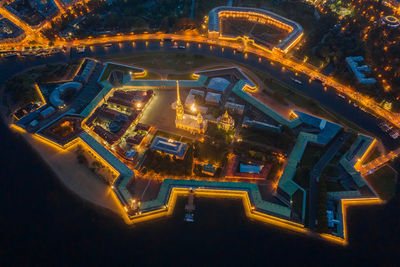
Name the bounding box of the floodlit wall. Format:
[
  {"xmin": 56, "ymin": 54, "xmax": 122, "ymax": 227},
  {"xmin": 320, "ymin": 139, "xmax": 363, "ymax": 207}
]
[{"xmin": 208, "ymin": 6, "xmax": 303, "ymax": 53}]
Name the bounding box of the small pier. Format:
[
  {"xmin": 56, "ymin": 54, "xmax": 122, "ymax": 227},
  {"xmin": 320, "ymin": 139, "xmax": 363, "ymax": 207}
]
[{"xmin": 184, "ymin": 189, "xmax": 195, "ymax": 222}]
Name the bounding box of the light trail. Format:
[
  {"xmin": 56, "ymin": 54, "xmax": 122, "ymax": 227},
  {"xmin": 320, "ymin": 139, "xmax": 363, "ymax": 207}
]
[{"xmin": 0, "ymin": 5, "xmax": 43, "ymax": 44}]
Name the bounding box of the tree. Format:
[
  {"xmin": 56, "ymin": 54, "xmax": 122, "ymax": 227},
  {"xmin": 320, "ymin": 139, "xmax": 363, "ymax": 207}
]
[{"xmin": 77, "ymin": 154, "xmax": 88, "ymax": 165}]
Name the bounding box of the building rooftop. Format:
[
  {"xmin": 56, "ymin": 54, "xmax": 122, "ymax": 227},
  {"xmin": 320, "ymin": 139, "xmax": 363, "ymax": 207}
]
[
  {"xmin": 205, "ymin": 92, "xmax": 222, "ymax": 104},
  {"xmin": 339, "ymin": 134, "xmax": 376, "ymax": 191},
  {"xmin": 150, "ymin": 136, "xmax": 188, "ymax": 158},
  {"xmin": 295, "ymin": 110, "xmax": 342, "ymax": 145},
  {"xmin": 239, "ymin": 163, "xmax": 262, "ymax": 174},
  {"xmin": 124, "ymin": 76, "xmax": 208, "ymax": 88},
  {"xmin": 346, "ymin": 57, "xmax": 376, "ymax": 84},
  {"xmin": 49, "ymin": 82, "xmax": 82, "ymax": 109},
  {"xmin": 176, "ymin": 113, "xmax": 207, "ymax": 131},
  {"xmin": 185, "ymin": 89, "xmax": 205, "ymax": 108},
  {"xmin": 207, "ymin": 77, "xmax": 230, "ymax": 92},
  {"xmin": 202, "ymin": 164, "xmax": 216, "ymax": 175}
]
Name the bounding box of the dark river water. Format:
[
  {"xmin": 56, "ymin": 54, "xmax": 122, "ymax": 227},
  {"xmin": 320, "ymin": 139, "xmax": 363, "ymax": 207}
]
[
  {"xmin": 0, "ymin": 120, "xmax": 399, "ymax": 265},
  {"xmin": 1, "ymin": 43, "xmax": 400, "ymax": 265}
]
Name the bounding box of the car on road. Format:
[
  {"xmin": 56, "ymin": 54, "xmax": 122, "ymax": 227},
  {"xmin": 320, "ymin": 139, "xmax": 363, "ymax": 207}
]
[{"xmin": 76, "ymin": 46, "xmax": 85, "ymax": 53}]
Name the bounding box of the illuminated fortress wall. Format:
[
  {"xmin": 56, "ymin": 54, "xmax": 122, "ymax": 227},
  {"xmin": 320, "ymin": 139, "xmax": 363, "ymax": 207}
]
[{"xmin": 208, "ymin": 6, "xmax": 304, "ymax": 53}]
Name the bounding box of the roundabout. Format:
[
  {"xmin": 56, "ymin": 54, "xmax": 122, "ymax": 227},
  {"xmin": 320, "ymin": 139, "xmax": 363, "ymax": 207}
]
[{"xmin": 382, "ymin": 15, "xmax": 400, "ymax": 27}]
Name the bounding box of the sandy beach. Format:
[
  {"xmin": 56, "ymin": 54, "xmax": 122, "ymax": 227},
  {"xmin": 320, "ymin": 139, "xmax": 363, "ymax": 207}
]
[{"xmin": 19, "ymin": 131, "xmax": 122, "ymax": 214}]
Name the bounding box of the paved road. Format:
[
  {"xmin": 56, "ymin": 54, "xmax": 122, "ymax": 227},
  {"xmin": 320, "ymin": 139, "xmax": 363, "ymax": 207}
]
[
  {"xmin": 308, "ymin": 132, "xmax": 348, "ymax": 229},
  {"xmin": 1, "ymin": 40, "xmax": 399, "ymax": 150}
]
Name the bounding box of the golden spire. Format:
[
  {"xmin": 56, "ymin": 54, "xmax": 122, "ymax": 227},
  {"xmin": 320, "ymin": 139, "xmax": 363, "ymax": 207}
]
[
  {"xmin": 176, "ymin": 80, "xmax": 181, "ymax": 104},
  {"xmin": 176, "ymin": 80, "xmax": 184, "ymax": 120},
  {"xmin": 223, "ymin": 110, "xmax": 229, "ymax": 118},
  {"xmin": 196, "ymin": 111, "xmax": 203, "ymax": 124}
]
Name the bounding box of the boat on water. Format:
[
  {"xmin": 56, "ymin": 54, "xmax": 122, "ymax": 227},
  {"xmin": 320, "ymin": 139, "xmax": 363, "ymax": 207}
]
[
  {"xmin": 379, "ymin": 122, "xmax": 392, "ymax": 133},
  {"xmin": 389, "ymin": 131, "xmax": 399, "ymax": 139},
  {"xmin": 338, "ymin": 94, "xmax": 346, "ymax": 99},
  {"xmin": 290, "ymin": 77, "xmax": 302, "ymax": 84},
  {"xmin": 184, "ymin": 213, "xmax": 194, "ymax": 222},
  {"xmin": 21, "ymin": 51, "xmax": 36, "ymax": 56}
]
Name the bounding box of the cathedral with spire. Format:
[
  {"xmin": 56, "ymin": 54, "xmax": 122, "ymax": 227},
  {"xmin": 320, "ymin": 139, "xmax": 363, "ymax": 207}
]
[{"xmin": 174, "ymin": 81, "xmax": 207, "ymax": 134}]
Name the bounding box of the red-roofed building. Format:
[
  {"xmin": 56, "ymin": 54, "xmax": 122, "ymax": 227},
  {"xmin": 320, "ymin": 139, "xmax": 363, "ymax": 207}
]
[{"xmin": 93, "ymin": 125, "xmax": 119, "ymax": 145}]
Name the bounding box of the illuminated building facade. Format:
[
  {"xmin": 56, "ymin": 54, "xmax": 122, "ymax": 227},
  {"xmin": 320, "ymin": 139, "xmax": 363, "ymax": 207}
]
[
  {"xmin": 174, "ymin": 81, "xmax": 207, "ymax": 134},
  {"xmin": 217, "ymin": 110, "xmax": 235, "ymax": 131}
]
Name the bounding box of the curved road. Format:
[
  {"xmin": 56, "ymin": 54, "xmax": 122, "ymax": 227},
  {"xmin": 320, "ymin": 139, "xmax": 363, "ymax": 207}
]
[{"xmin": 1, "ymin": 40, "xmax": 399, "ymax": 150}]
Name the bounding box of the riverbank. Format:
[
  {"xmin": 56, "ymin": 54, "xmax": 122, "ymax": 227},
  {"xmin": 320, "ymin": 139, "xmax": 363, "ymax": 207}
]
[{"xmin": 13, "ymin": 127, "xmax": 122, "ymax": 214}]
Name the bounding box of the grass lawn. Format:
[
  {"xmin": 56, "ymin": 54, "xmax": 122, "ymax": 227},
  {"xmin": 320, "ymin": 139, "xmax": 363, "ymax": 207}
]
[
  {"xmin": 99, "ymin": 62, "xmax": 145, "ymax": 81},
  {"xmin": 167, "ymin": 73, "xmax": 196, "ymax": 80},
  {"xmin": 100, "ymin": 52, "xmax": 227, "ymax": 72},
  {"xmin": 326, "ymin": 181, "xmax": 345, "ymax": 192},
  {"xmin": 365, "ymin": 165, "xmax": 398, "ymax": 201}
]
